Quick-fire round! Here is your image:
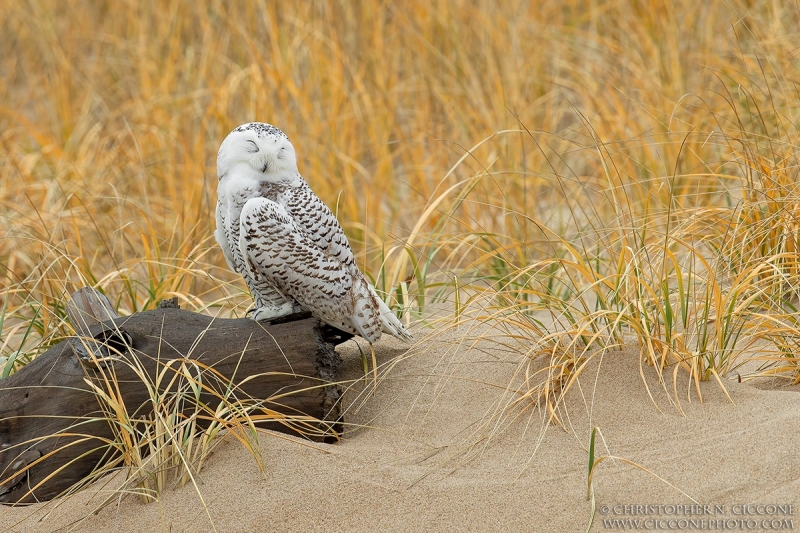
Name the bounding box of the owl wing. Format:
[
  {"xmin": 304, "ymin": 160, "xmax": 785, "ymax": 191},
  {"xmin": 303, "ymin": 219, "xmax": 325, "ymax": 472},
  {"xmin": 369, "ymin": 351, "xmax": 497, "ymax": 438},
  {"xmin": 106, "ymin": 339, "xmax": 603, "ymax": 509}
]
[
  {"xmin": 280, "ymin": 179, "xmax": 412, "ymax": 342},
  {"xmin": 239, "ymin": 197, "xmax": 383, "ymax": 341},
  {"xmin": 280, "ymin": 181, "xmax": 356, "ymax": 268},
  {"xmin": 214, "ymin": 198, "xmax": 237, "ymax": 273}
]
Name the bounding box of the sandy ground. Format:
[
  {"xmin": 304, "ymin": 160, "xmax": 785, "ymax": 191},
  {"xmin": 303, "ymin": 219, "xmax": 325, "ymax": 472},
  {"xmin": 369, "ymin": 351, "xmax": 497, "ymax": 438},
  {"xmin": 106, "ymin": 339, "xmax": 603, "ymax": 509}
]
[{"xmin": 2, "ymin": 325, "xmax": 798, "ymax": 532}]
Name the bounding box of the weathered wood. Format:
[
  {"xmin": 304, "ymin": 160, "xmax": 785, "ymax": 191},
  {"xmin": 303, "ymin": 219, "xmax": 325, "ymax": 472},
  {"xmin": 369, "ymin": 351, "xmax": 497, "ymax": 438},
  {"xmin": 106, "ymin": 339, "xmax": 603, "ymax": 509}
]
[
  {"xmin": 0, "ymin": 291, "xmax": 352, "ymax": 504},
  {"xmin": 65, "ymin": 287, "xmax": 119, "ymax": 335}
]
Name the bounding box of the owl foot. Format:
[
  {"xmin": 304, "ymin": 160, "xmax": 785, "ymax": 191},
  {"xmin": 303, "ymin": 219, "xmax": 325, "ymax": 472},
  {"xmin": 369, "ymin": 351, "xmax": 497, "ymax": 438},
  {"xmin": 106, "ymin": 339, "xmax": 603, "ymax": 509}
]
[{"xmin": 252, "ymin": 302, "xmax": 295, "ymax": 322}]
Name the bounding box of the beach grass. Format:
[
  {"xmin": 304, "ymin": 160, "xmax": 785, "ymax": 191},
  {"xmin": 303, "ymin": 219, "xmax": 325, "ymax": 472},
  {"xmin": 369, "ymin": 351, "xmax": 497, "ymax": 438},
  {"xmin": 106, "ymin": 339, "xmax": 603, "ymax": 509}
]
[{"xmin": 2, "ymin": 0, "xmax": 800, "ymax": 508}]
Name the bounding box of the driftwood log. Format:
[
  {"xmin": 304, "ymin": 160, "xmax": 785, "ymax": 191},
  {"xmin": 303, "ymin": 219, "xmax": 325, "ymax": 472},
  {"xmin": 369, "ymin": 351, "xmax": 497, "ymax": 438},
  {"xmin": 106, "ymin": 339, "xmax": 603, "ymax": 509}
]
[{"xmin": 0, "ymin": 288, "xmax": 351, "ymax": 504}]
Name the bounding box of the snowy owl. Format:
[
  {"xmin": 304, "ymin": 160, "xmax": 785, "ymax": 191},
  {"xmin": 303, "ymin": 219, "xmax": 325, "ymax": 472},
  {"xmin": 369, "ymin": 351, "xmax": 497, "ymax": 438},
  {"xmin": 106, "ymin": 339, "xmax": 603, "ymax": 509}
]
[{"xmin": 215, "ymin": 122, "xmax": 412, "ymax": 344}]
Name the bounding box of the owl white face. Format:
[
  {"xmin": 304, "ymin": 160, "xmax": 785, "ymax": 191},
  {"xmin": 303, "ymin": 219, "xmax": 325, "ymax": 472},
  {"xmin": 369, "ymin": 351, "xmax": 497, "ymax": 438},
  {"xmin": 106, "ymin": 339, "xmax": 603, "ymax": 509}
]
[{"xmin": 217, "ymin": 123, "xmax": 298, "ymax": 181}]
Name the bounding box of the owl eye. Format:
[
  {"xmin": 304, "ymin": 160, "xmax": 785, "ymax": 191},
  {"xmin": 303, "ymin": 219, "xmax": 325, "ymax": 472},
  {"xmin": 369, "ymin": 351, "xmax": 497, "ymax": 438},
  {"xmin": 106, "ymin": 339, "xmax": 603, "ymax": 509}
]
[{"xmin": 246, "ymin": 140, "xmax": 259, "ymax": 153}]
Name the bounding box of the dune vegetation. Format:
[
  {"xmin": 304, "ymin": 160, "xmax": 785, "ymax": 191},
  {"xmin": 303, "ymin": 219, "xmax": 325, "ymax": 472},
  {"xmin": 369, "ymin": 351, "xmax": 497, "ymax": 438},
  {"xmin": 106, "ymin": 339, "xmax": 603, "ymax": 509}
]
[{"xmin": 1, "ymin": 0, "xmax": 799, "ymax": 502}]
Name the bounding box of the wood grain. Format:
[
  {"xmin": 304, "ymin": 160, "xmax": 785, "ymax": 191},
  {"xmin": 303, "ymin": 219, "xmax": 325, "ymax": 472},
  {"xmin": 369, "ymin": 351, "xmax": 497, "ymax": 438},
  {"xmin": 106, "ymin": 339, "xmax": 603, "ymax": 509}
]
[{"xmin": 0, "ymin": 293, "xmax": 351, "ymax": 504}]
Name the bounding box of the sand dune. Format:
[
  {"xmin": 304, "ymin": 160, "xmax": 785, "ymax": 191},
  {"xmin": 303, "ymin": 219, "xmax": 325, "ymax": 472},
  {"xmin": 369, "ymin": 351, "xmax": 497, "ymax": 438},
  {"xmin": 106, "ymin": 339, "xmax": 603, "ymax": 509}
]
[{"xmin": 2, "ymin": 327, "xmax": 798, "ymax": 532}]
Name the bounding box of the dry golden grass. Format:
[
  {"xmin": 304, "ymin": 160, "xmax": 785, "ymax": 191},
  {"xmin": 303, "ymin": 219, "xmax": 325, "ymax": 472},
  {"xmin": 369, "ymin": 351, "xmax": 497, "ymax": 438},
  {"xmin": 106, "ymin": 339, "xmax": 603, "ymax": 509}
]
[{"xmin": 2, "ymin": 0, "xmax": 800, "ymax": 507}]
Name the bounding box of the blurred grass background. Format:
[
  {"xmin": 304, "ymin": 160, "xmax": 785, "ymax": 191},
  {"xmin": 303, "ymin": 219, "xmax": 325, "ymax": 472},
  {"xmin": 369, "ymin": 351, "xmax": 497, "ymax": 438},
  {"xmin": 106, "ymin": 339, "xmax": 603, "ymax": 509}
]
[{"xmin": 1, "ymin": 0, "xmax": 799, "ymax": 390}]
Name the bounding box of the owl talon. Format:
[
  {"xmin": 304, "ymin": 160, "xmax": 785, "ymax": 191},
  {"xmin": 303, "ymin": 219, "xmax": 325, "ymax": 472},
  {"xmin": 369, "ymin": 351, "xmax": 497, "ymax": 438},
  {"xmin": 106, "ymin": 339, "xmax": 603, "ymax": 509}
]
[{"xmin": 252, "ymin": 302, "xmax": 294, "ymax": 322}]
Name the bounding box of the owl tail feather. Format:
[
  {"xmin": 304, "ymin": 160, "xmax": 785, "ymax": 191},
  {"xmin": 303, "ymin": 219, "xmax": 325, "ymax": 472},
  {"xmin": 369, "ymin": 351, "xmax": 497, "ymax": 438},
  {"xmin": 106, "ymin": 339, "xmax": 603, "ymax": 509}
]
[{"xmin": 376, "ymin": 297, "xmax": 413, "ymax": 342}]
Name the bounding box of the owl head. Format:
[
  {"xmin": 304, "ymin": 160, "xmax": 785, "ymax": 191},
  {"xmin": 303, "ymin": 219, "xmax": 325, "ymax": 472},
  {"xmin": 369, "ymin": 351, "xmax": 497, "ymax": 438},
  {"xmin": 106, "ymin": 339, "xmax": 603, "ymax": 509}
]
[{"xmin": 217, "ymin": 122, "xmax": 298, "ymax": 181}]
